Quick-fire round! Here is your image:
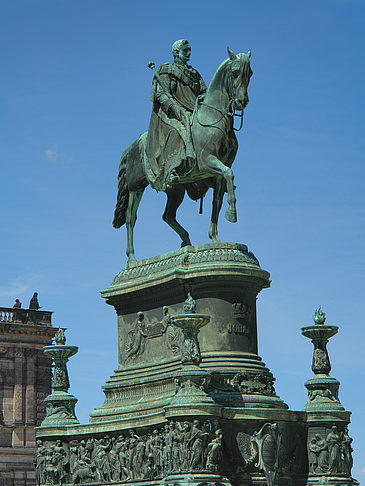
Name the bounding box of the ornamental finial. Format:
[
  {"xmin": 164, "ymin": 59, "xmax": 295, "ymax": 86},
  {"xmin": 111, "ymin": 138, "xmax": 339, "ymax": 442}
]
[
  {"xmin": 183, "ymin": 292, "xmax": 196, "ymax": 314},
  {"xmin": 313, "ymin": 306, "xmax": 326, "ymax": 325},
  {"xmin": 55, "ymin": 328, "xmax": 66, "ymax": 345}
]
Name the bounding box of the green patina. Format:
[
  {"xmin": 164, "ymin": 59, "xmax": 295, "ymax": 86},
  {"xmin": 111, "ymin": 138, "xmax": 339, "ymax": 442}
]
[{"xmin": 34, "ymin": 43, "xmax": 358, "ymax": 486}]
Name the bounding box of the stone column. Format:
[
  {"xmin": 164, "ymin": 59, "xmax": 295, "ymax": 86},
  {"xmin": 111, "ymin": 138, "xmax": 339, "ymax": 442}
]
[
  {"xmin": 13, "ymin": 347, "xmax": 24, "ymax": 424},
  {"xmin": 25, "ymin": 349, "xmax": 36, "ymax": 426},
  {"xmin": 12, "ymin": 347, "xmax": 25, "ymax": 446}
]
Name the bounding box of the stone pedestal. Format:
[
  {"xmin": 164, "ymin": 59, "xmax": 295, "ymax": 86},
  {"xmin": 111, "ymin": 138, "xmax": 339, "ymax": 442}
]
[
  {"xmin": 35, "ymin": 243, "xmax": 358, "ymax": 486},
  {"xmin": 90, "ymin": 243, "xmax": 286, "ymax": 428}
]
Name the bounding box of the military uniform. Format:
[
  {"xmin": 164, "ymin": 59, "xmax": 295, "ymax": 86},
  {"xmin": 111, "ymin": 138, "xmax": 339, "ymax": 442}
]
[{"xmin": 145, "ymin": 60, "xmax": 206, "ymax": 191}]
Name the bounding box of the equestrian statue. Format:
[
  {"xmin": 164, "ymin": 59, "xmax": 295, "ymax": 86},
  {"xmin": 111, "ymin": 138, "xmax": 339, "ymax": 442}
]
[{"xmin": 113, "ymin": 39, "xmax": 253, "ymax": 264}]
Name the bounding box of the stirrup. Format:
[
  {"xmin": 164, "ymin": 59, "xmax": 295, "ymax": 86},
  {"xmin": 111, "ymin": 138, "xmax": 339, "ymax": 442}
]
[{"xmin": 162, "ymin": 170, "xmax": 180, "ymax": 191}]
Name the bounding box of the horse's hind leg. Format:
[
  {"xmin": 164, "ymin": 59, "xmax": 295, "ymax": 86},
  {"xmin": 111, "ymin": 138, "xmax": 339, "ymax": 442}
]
[
  {"xmin": 209, "ymin": 177, "xmax": 225, "ymax": 242},
  {"xmin": 126, "ymin": 190, "xmax": 144, "ymax": 264},
  {"xmin": 163, "ymin": 186, "xmax": 192, "ymax": 247}
]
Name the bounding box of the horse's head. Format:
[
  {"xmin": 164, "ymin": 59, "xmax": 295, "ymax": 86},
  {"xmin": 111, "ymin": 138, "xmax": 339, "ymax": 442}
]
[{"xmin": 226, "ymin": 47, "xmax": 253, "ymax": 111}]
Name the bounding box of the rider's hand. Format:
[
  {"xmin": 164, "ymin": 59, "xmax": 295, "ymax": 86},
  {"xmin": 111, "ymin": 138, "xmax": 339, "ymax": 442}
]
[{"xmin": 170, "ymin": 104, "xmax": 185, "ymax": 121}]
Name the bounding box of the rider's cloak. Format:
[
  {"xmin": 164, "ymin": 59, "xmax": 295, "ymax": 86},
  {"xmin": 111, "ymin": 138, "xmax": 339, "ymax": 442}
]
[{"xmin": 144, "ymin": 61, "xmax": 206, "ymax": 191}]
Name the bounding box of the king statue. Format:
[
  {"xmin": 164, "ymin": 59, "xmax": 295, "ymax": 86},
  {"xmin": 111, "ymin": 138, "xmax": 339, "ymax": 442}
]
[
  {"xmin": 145, "ymin": 39, "xmax": 207, "ymax": 191},
  {"xmin": 113, "ymin": 40, "xmax": 253, "ymax": 263}
]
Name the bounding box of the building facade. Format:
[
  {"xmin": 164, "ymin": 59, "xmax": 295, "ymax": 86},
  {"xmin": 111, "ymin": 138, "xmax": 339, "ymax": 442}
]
[{"xmin": 0, "ymin": 305, "xmax": 56, "ymax": 486}]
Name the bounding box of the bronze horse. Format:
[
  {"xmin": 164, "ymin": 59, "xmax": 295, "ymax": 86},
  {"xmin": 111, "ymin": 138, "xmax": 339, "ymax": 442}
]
[{"xmin": 113, "ymin": 48, "xmax": 253, "ymax": 264}]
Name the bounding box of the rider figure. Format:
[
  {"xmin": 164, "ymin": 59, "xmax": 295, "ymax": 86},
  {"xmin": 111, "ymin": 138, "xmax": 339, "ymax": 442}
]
[{"xmin": 145, "ymin": 39, "xmax": 206, "ymax": 190}]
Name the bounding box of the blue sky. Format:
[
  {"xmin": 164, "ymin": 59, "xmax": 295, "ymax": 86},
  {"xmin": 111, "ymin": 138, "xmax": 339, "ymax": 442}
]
[{"xmin": 1, "ymin": 0, "xmax": 364, "ymax": 478}]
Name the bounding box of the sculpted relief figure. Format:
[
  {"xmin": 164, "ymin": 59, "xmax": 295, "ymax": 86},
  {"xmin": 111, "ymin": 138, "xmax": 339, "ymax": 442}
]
[
  {"xmin": 108, "ymin": 439, "xmax": 121, "ymax": 482},
  {"xmin": 115, "ymin": 435, "xmax": 129, "ymax": 480},
  {"xmin": 113, "ymin": 40, "xmax": 252, "ymax": 263},
  {"xmin": 341, "ymin": 427, "xmax": 354, "ymax": 475},
  {"xmin": 35, "ymin": 440, "xmax": 47, "ymax": 486},
  {"xmin": 327, "ymin": 426, "xmax": 341, "ymax": 474},
  {"xmin": 151, "ymin": 429, "xmax": 163, "ymax": 476},
  {"xmin": 94, "ymin": 436, "xmax": 112, "ymax": 482},
  {"xmin": 308, "ymin": 434, "xmax": 329, "ymax": 474},
  {"xmin": 36, "ymin": 420, "xmax": 225, "ymax": 485},
  {"xmin": 188, "ymin": 420, "xmax": 210, "ymax": 470},
  {"xmin": 124, "ymin": 312, "xmax": 147, "ymax": 364},
  {"xmin": 206, "ymin": 428, "xmax": 224, "ymax": 472},
  {"xmin": 41, "ymin": 441, "xmax": 67, "ymax": 486},
  {"xmin": 307, "ymin": 426, "xmax": 354, "ymax": 476}
]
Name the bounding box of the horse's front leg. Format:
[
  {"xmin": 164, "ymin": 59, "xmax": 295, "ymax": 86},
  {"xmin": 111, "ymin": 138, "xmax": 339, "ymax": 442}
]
[
  {"xmin": 205, "ymin": 155, "xmax": 237, "ymax": 223},
  {"xmin": 163, "ymin": 186, "xmax": 192, "ymax": 247},
  {"xmin": 209, "ymin": 177, "xmax": 225, "ymax": 242},
  {"xmin": 126, "ymin": 190, "xmax": 144, "ymax": 265}
]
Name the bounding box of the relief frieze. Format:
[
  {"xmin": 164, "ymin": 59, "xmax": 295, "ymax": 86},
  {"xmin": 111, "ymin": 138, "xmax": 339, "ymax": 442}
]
[
  {"xmin": 123, "ymin": 307, "xmax": 183, "ymax": 366},
  {"xmin": 36, "ymin": 419, "xmax": 224, "ymax": 485},
  {"xmin": 232, "ymin": 370, "xmax": 276, "ymax": 396}
]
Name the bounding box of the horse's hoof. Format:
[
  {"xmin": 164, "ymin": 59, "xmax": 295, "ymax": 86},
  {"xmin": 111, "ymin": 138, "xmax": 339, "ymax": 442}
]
[
  {"xmin": 181, "ymin": 240, "xmax": 192, "ymax": 248},
  {"xmin": 208, "ymin": 234, "xmax": 221, "ymax": 243},
  {"xmin": 225, "ymin": 208, "xmax": 237, "ymax": 223},
  {"xmin": 126, "ymin": 254, "xmax": 137, "ymax": 267}
]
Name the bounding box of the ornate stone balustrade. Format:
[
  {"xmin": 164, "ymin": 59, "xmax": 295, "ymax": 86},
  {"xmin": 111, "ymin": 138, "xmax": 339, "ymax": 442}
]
[
  {"xmin": 0, "ymin": 307, "xmax": 14, "ymax": 322},
  {"xmin": 0, "ymin": 307, "xmax": 53, "ymax": 326}
]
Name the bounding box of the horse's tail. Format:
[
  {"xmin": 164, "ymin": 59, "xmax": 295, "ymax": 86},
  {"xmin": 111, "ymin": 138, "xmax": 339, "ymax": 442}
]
[{"xmin": 112, "ymin": 149, "xmax": 129, "ymax": 228}]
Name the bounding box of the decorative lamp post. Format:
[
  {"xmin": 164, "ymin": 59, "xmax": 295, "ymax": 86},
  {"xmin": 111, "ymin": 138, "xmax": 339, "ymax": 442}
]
[
  {"xmin": 166, "ymin": 293, "xmax": 221, "ymax": 417},
  {"xmin": 170, "ymin": 292, "xmax": 210, "ymax": 366},
  {"xmin": 41, "ymin": 328, "xmax": 79, "ymax": 426},
  {"xmin": 301, "ymin": 307, "xmax": 344, "ymax": 411}
]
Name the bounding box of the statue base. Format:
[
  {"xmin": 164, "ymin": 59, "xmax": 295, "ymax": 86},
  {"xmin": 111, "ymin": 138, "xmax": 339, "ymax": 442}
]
[
  {"xmin": 42, "ymin": 391, "xmax": 79, "ymax": 426},
  {"xmin": 35, "ymin": 243, "xmax": 358, "ymax": 486},
  {"xmin": 166, "ymin": 365, "xmax": 222, "ymax": 418},
  {"xmin": 91, "ymin": 242, "xmax": 287, "ymax": 427},
  {"xmin": 303, "ymin": 374, "xmax": 345, "ymax": 412}
]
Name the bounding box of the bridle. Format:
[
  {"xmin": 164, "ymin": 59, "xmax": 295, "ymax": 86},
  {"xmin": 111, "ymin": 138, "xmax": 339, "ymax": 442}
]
[
  {"xmin": 194, "ymin": 59, "xmax": 247, "ymax": 132},
  {"xmin": 198, "ymin": 101, "xmax": 244, "ymax": 132}
]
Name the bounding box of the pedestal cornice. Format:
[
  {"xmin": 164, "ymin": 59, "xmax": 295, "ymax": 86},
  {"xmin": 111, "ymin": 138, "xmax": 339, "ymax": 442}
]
[{"xmin": 101, "ymin": 242, "xmax": 270, "ymax": 312}]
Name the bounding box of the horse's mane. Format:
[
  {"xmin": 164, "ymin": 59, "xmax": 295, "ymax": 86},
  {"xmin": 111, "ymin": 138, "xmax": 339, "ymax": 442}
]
[
  {"xmin": 208, "ymin": 53, "xmax": 252, "ymax": 91},
  {"xmin": 208, "ymin": 58, "xmax": 229, "ymax": 89}
]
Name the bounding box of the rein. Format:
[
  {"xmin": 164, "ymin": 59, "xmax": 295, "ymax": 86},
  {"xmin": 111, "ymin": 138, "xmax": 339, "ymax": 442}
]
[
  {"xmin": 194, "ymin": 61, "xmax": 246, "ymax": 132},
  {"xmin": 195, "ymin": 99, "xmax": 244, "ymax": 132}
]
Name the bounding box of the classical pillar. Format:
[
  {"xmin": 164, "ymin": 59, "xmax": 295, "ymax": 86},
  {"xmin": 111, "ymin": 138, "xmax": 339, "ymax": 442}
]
[
  {"xmin": 13, "ymin": 347, "xmax": 24, "ymax": 424},
  {"xmin": 12, "ymin": 347, "xmax": 25, "ymax": 446},
  {"xmin": 25, "ymin": 349, "xmax": 36, "ymax": 426}
]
